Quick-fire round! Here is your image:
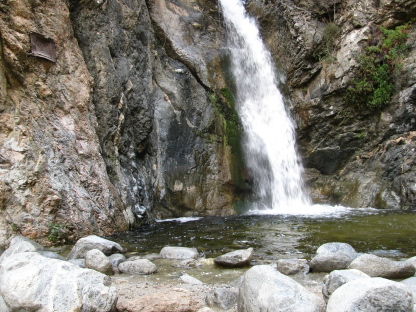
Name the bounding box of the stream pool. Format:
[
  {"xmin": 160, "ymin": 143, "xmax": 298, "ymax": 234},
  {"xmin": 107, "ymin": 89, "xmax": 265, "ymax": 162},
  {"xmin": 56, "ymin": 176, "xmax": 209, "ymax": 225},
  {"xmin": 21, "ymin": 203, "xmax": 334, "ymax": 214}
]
[{"xmin": 110, "ymin": 208, "xmax": 416, "ymax": 262}]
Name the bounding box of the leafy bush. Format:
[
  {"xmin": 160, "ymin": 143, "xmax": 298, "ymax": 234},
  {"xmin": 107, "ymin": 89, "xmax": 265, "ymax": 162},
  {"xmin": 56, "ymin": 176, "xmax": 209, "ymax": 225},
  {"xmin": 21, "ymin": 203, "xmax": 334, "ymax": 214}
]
[{"xmin": 346, "ymin": 23, "xmax": 411, "ymax": 110}]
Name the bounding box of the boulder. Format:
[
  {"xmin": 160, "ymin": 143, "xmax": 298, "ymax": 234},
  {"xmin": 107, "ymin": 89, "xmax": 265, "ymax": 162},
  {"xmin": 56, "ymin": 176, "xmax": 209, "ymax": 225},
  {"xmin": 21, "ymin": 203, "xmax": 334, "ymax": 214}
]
[
  {"xmin": 205, "ymin": 286, "xmax": 238, "ymax": 310},
  {"xmin": 401, "ymin": 276, "xmax": 416, "ymax": 311},
  {"xmin": 310, "ymin": 253, "xmax": 352, "ymax": 272},
  {"xmin": 348, "ymin": 254, "xmax": 416, "ymax": 279},
  {"xmin": 406, "ymin": 256, "xmax": 416, "ymax": 270},
  {"xmin": 118, "ymin": 259, "xmax": 157, "ymax": 275},
  {"xmin": 180, "ymin": 273, "xmax": 204, "ymax": 285},
  {"xmin": 159, "ymin": 246, "xmax": 199, "ymax": 260},
  {"xmin": 0, "ymin": 294, "xmax": 8, "ymax": 312},
  {"xmin": 322, "ymin": 269, "xmax": 370, "ymax": 301},
  {"xmin": 309, "ymin": 242, "xmax": 359, "ymax": 272},
  {"xmin": 0, "ymin": 237, "xmax": 44, "ymax": 264},
  {"xmin": 316, "ymin": 243, "xmax": 359, "ymax": 259},
  {"xmin": 326, "ymin": 278, "xmax": 413, "ymax": 312},
  {"xmin": 238, "ymin": 265, "xmax": 320, "ymax": 312},
  {"xmin": 85, "ymin": 249, "xmax": 114, "ymax": 275},
  {"xmin": 108, "ymin": 253, "xmax": 126, "ymax": 273},
  {"xmin": 214, "ymin": 248, "xmax": 254, "ymax": 268},
  {"xmin": 0, "ymin": 252, "xmax": 117, "ymax": 311},
  {"xmin": 277, "ymin": 259, "xmax": 309, "ymax": 275},
  {"xmin": 67, "ymin": 235, "xmax": 124, "ymax": 260}
]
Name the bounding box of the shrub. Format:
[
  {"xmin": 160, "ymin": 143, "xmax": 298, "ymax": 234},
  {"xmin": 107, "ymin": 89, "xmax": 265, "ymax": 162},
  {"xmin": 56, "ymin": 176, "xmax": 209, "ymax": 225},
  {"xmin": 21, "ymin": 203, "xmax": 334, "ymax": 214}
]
[{"xmin": 346, "ymin": 23, "xmax": 411, "ymax": 110}]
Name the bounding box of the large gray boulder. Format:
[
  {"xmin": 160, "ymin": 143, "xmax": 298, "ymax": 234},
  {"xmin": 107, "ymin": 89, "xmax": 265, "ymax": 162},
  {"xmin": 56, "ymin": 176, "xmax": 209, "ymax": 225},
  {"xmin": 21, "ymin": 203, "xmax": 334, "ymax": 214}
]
[
  {"xmin": 85, "ymin": 249, "xmax": 114, "ymax": 275},
  {"xmin": 310, "ymin": 242, "xmax": 359, "ymax": 272},
  {"xmin": 0, "ymin": 252, "xmax": 117, "ymax": 311},
  {"xmin": 322, "ymin": 269, "xmax": 370, "ymax": 301},
  {"xmin": 118, "ymin": 259, "xmax": 157, "ymax": 275},
  {"xmin": 159, "ymin": 246, "xmax": 199, "ymax": 260},
  {"xmin": 348, "ymin": 254, "xmax": 416, "ymax": 279},
  {"xmin": 326, "ymin": 278, "xmax": 414, "ymax": 312},
  {"xmin": 238, "ymin": 265, "xmax": 320, "ymax": 312},
  {"xmin": 205, "ymin": 286, "xmax": 238, "ymax": 310},
  {"xmin": 0, "ymin": 236, "xmax": 44, "ymax": 264},
  {"xmin": 401, "ymin": 277, "xmax": 416, "ymax": 311},
  {"xmin": 67, "ymin": 235, "xmax": 124, "ymax": 260},
  {"xmin": 214, "ymin": 248, "xmax": 254, "ymax": 268}
]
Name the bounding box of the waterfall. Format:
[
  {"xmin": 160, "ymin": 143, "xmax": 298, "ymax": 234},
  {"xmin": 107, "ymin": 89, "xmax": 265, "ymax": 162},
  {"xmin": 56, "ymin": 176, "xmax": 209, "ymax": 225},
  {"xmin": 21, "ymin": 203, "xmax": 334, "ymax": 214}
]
[{"xmin": 219, "ymin": 0, "xmax": 311, "ymax": 212}]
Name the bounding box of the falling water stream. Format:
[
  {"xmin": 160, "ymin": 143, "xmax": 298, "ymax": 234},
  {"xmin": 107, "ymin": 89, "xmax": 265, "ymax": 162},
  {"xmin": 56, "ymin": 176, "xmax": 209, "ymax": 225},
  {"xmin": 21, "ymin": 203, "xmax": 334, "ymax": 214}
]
[{"xmin": 219, "ymin": 0, "xmax": 310, "ymax": 211}]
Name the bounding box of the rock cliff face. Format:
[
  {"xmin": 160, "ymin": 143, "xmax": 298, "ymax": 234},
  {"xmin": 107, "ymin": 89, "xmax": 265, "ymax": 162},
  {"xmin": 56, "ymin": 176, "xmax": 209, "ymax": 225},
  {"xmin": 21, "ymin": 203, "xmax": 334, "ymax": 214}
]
[
  {"xmin": 0, "ymin": 0, "xmax": 415, "ymax": 246},
  {"xmin": 0, "ymin": 0, "xmax": 247, "ymax": 247},
  {"xmin": 247, "ymin": 0, "xmax": 416, "ymax": 209}
]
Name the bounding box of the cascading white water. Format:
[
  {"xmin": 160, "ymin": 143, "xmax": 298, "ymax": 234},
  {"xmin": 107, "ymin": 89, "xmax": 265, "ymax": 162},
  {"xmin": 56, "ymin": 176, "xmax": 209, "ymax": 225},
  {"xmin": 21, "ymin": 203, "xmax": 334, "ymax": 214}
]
[{"xmin": 219, "ymin": 0, "xmax": 311, "ymax": 212}]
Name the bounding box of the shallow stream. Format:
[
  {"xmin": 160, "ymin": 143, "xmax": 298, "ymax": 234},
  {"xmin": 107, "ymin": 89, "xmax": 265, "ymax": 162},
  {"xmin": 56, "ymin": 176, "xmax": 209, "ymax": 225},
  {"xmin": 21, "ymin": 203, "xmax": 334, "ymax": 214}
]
[{"xmin": 111, "ymin": 208, "xmax": 416, "ymax": 261}]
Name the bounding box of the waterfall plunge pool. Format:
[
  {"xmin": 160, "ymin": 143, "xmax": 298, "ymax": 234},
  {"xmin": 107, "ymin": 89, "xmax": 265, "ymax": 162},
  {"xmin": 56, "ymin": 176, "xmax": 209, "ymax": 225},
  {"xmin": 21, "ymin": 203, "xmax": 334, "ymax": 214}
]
[{"xmin": 111, "ymin": 208, "xmax": 416, "ymax": 262}]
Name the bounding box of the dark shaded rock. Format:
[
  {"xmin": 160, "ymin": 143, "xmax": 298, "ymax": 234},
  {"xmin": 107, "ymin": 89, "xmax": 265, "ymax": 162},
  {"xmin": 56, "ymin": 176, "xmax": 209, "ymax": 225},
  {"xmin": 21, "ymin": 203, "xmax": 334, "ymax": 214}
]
[
  {"xmin": 214, "ymin": 248, "xmax": 254, "ymax": 268},
  {"xmin": 326, "ymin": 278, "xmax": 413, "ymax": 312}
]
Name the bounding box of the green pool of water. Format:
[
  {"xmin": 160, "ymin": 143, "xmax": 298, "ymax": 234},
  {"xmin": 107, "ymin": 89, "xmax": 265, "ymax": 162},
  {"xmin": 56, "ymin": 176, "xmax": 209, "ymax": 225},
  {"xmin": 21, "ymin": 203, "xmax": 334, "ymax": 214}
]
[{"xmin": 110, "ymin": 209, "xmax": 416, "ymax": 261}]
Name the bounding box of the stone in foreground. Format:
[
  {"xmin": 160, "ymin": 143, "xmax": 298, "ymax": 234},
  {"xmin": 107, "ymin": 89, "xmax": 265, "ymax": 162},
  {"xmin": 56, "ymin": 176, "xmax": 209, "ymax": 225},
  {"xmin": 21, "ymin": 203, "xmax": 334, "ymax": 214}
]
[
  {"xmin": 348, "ymin": 254, "xmax": 415, "ymax": 279},
  {"xmin": 0, "ymin": 236, "xmax": 44, "ymax": 264},
  {"xmin": 238, "ymin": 265, "xmax": 320, "ymax": 312},
  {"xmin": 214, "ymin": 248, "xmax": 254, "ymax": 268},
  {"xmin": 67, "ymin": 235, "xmax": 124, "ymax": 260},
  {"xmin": 322, "ymin": 269, "xmax": 370, "ymax": 301},
  {"xmin": 205, "ymin": 286, "xmax": 238, "ymax": 310},
  {"xmin": 159, "ymin": 246, "xmax": 199, "ymax": 260},
  {"xmin": 326, "ymin": 277, "xmax": 413, "ymax": 312},
  {"xmin": 0, "ymin": 252, "xmax": 117, "ymax": 311},
  {"xmin": 118, "ymin": 259, "xmax": 157, "ymax": 275}
]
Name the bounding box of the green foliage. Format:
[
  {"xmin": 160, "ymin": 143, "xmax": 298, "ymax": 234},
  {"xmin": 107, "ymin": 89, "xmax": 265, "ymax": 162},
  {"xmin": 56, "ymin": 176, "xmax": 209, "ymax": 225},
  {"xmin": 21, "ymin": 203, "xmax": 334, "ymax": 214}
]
[
  {"xmin": 346, "ymin": 23, "xmax": 411, "ymax": 110},
  {"xmin": 318, "ymin": 22, "xmax": 341, "ymax": 62},
  {"xmin": 48, "ymin": 222, "xmax": 67, "ymax": 244}
]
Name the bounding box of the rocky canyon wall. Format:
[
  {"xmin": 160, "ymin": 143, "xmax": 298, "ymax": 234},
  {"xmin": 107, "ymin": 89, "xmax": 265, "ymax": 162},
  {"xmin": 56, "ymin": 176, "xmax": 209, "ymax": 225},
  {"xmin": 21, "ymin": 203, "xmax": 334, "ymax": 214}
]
[
  {"xmin": 247, "ymin": 0, "xmax": 416, "ymax": 209},
  {"xmin": 1, "ymin": 0, "xmax": 415, "ymax": 247},
  {"xmin": 0, "ymin": 0, "xmax": 247, "ymax": 247}
]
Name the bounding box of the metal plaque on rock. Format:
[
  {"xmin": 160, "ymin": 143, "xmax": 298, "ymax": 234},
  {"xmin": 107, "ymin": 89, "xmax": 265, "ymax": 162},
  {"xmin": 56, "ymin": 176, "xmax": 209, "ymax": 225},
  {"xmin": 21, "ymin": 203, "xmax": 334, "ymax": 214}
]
[{"xmin": 29, "ymin": 32, "xmax": 56, "ymax": 62}]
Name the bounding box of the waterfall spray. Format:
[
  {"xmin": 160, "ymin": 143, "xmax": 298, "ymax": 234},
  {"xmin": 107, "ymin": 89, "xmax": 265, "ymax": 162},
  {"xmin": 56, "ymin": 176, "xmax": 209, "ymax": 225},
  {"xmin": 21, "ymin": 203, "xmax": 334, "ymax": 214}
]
[{"xmin": 219, "ymin": 0, "xmax": 311, "ymax": 212}]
